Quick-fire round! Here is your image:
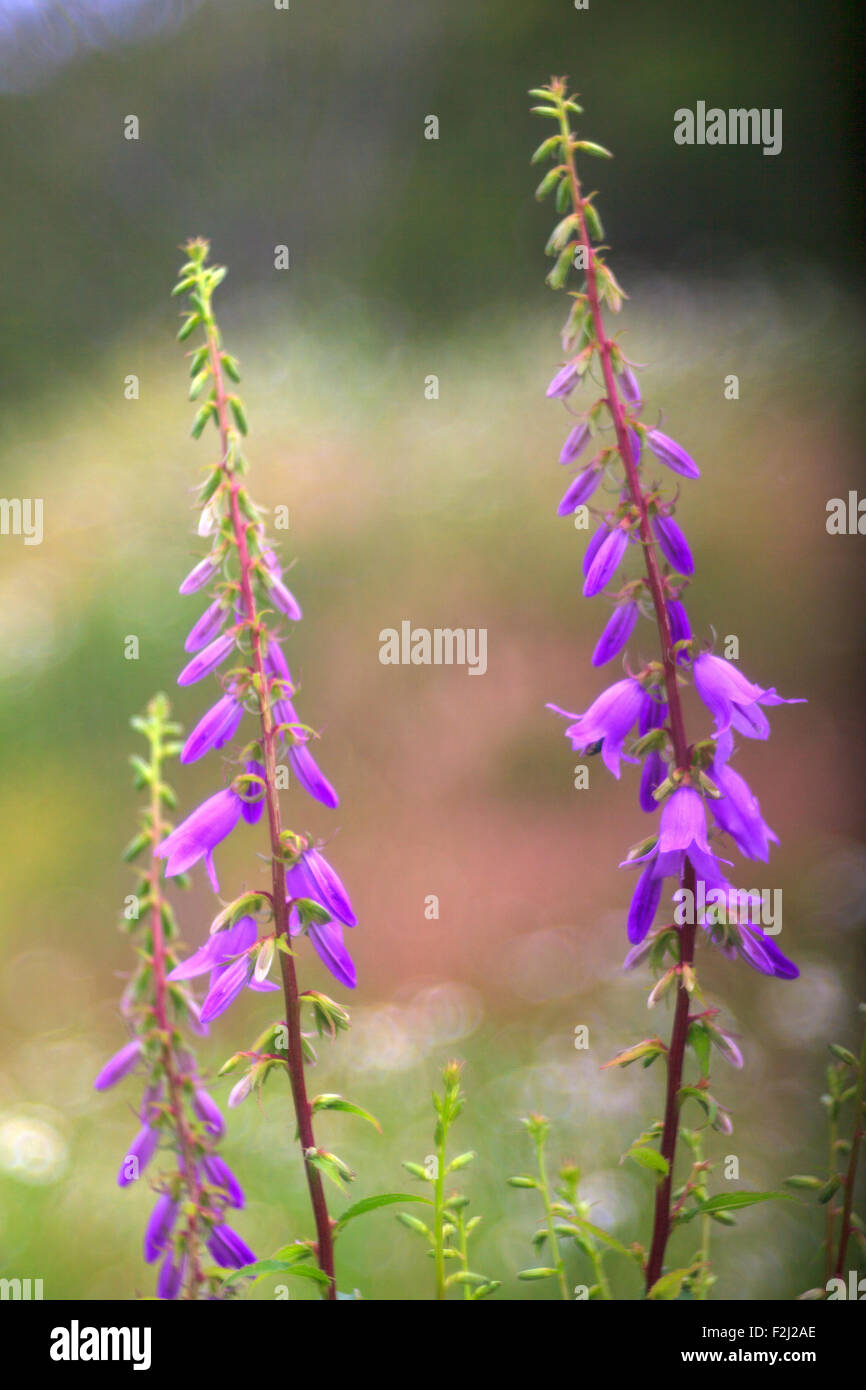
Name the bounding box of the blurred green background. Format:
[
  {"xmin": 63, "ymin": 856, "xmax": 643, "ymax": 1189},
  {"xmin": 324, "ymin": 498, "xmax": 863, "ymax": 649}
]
[{"xmin": 0, "ymin": 0, "xmax": 863, "ymax": 1301}]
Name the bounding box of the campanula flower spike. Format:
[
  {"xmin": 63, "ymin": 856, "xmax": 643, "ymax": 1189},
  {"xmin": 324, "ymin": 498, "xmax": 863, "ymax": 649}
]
[
  {"xmin": 159, "ymin": 239, "xmax": 368, "ymax": 1300},
  {"xmin": 93, "ymin": 696, "xmax": 254, "ymax": 1299},
  {"xmin": 530, "ymin": 80, "xmax": 804, "ymax": 1296}
]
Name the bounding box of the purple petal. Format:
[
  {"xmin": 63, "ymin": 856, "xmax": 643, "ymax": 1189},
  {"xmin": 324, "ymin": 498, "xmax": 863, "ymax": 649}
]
[
  {"xmin": 557, "ymin": 464, "xmax": 602, "ymax": 515},
  {"xmin": 559, "ymin": 423, "xmax": 591, "ymax": 465},
  {"xmin": 156, "ymin": 789, "xmax": 243, "ymax": 878},
  {"xmin": 181, "ymin": 692, "xmax": 243, "ymax": 764},
  {"xmin": 627, "ymin": 860, "xmax": 662, "ymax": 944},
  {"xmin": 184, "ymin": 597, "xmax": 228, "ymax": 654},
  {"xmin": 179, "ymin": 553, "xmax": 220, "ymax": 595},
  {"xmin": 583, "ymin": 527, "xmax": 628, "ymax": 598},
  {"xmin": 207, "ymin": 1224, "xmax": 256, "ymax": 1269},
  {"xmin": 144, "ymin": 1194, "xmax": 178, "ymax": 1264},
  {"xmin": 93, "ymin": 1038, "xmax": 142, "ymax": 1091},
  {"xmin": 653, "ymin": 513, "xmax": 694, "ymax": 575},
  {"xmin": 289, "ymin": 743, "xmax": 340, "ymax": 809},
  {"xmin": 310, "ymin": 920, "xmax": 357, "ymax": 989},
  {"xmin": 177, "ymin": 632, "xmax": 236, "ymax": 687},
  {"xmin": 646, "ymin": 428, "xmax": 700, "ymax": 480},
  {"xmin": 592, "ymin": 600, "xmax": 639, "ymax": 667},
  {"xmin": 117, "ymin": 1125, "xmax": 159, "ymax": 1187},
  {"xmin": 200, "ymin": 955, "xmax": 254, "ymax": 1023}
]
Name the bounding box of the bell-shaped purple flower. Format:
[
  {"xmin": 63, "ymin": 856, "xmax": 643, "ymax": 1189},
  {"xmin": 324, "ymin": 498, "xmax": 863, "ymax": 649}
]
[
  {"xmin": 177, "ymin": 631, "xmax": 236, "ymax": 687},
  {"xmin": 616, "ymin": 366, "xmax": 641, "ymax": 405},
  {"xmin": 193, "ymin": 1088, "xmax": 225, "ymax": 1138},
  {"xmin": 179, "ymin": 552, "xmax": 220, "ymax": 595},
  {"xmin": 200, "ymin": 954, "xmax": 255, "ymax": 1024},
  {"xmin": 286, "ymin": 845, "xmax": 357, "ymax": 927},
  {"xmin": 118, "ymin": 1124, "xmax": 159, "ymax": 1188},
  {"xmin": 289, "ymin": 906, "xmax": 357, "ymax": 990},
  {"xmin": 207, "ymin": 1223, "xmax": 256, "ymax": 1269},
  {"xmin": 559, "ymin": 422, "xmax": 591, "ymax": 465},
  {"xmin": 652, "ymin": 512, "xmax": 694, "ymax": 575},
  {"xmin": 156, "ymin": 787, "xmax": 243, "ymax": 889},
  {"xmin": 239, "ymin": 758, "xmax": 266, "ymax": 826},
  {"xmin": 654, "ymin": 785, "xmax": 722, "ymax": 884},
  {"xmin": 93, "ymin": 1038, "xmax": 142, "ymax": 1091},
  {"xmin": 693, "ymin": 652, "xmax": 804, "ymax": 740},
  {"xmin": 627, "ymin": 859, "xmax": 663, "ymax": 944},
  {"xmin": 184, "ymin": 597, "xmax": 228, "ymax": 654},
  {"xmin": 180, "ymin": 691, "xmax": 243, "ymax": 764},
  {"xmin": 583, "ymin": 525, "xmax": 629, "ymax": 598},
  {"xmin": 169, "ymin": 916, "xmax": 258, "ymax": 981},
  {"xmin": 666, "ymin": 597, "xmax": 692, "ymax": 663},
  {"xmin": 144, "ymin": 1193, "xmax": 178, "ymax": 1264},
  {"xmin": 711, "ymin": 731, "xmax": 779, "ymax": 862},
  {"xmin": 592, "ymin": 600, "xmax": 638, "ymax": 667},
  {"xmin": 156, "ymin": 1250, "xmax": 187, "ymax": 1300},
  {"xmin": 201, "ymin": 1153, "xmax": 245, "ymax": 1209},
  {"xmin": 557, "ymin": 463, "xmax": 601, "ymax": 515},
  {"xmin": 646, "ymin": 428, "xmax": 700, "ymax": 479},
  {"xmin": 289, "ymin": 743, "xmax": 340, "ymax": 810},
  {"xmin": 547, "ymin": 676, "xmax": 644, "ymax": 778},
  {"xmin": 735, "ymin": 923, "xmax": 799, "ymax": 980},
  {"xmin": 265, "ymin": 574, "xmax": 302, "ymax": 622},
  {"xmin": 546, "ymin": 361, "xmax": 581, "ymax": 399}
]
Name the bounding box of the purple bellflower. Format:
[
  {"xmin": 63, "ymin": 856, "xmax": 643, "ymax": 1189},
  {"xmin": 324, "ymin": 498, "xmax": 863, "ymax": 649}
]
[
  {"xmin": 548, "ymin": 677, "xmax": 645, "ymax": 778},
  {"xmin": 694, "ymin": 652, "xmax": 805, "ymax": 739}
]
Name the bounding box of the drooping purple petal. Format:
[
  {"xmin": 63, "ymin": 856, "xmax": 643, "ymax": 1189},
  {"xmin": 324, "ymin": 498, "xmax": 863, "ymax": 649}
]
[
  {"xmin": 583, "ymin": 526, "xmax": 628, "ymax": 598},
  {"xmin": 201, "ymin": 1153, "xmax": 245, "ymax": 1209},
  {"xmin": 180, "ymin": 692, "xmax": 243, "ymax": 764},
  {"xmin": 666, "ymin": 598, "xmax": 692, "ymax": 662},
  {"xmin": 156, "ymin": 1250, "xmax": 186, "ymax": 1300},
  {"xmin": 184, "ymin": 597, "xmax": 228, "ymax": 654},
  {"xmin": 627, "ymin": 860, "xmax": 663, "ymax": 944},
  {"xmin": 179, "ymin": 552, "xmax": 220, "ymax": 595},
  {"xmin": 287, "ymin": 846, "xmax": 357, "ymax": 927},
  {"xmin": 617, "ymin": 366, "xmax": 641, "ymax": 405},
  {"xmin": 646, "ymin": 428, "xmax": 700, "ymax": 480},
  {"xmin": 207, "ymin": 1224, "xmax": 256, "ymax": 1269},
  {"xmin": 264, "ymin": 574, "xmax": 302, "ymax": 621},
  {"xmin": 639, "ymin": 749, "xmax": 665, "ymax": 813},
  {"xmin": 177, "ymin": 631, "xmax": 236, "ymax": 687},
  {"xmin": 117, "ymin": 1125, "xmax": 159, "ymax": 1187},
  {"xmin": 559, "ymin": 423, "xmax": 591, "ymax": 465},
  {"xmin": 310, "ymin": 920, "xmax": 357, "ymax": 989},
  {"xmin": 289, "ymin": 743, "xmax": 340, "ymax": 809},
  {"xmin": 156, "ymin": 788, "xmax": 243, "ymax": 878},
  {"xmin": 652, "ymin": 512, "xmax": 694, "ymax": 575},
  {"xmin": 711, "ymin": 733, "xmax": 779, "ymax": 862},
  {"xmin": 240, "ymin": 759, "xmax": 266, "ymax": 825},
  {"xmin": 168, "ymin": 916, "xmax": 258, "ymax": 981},
  {"xmin": 93, "ymin": 1038, "xmax": 142, "ymax": 1091},
  {"xmin": 193, "ymin": 1088, "xmax": 225, "ymax": 1138},
  {"xmin": 144, "ymin": 1194, "xmax": 178, "ymax": 1264},
  {"xmin": 693, "ymin": 652, "xmax": 805, "ymax": 740},
  {"xmin": 557, "ymin": 463, "xmax": 602, "ymax": 515},
  {"xmin": 592, "ymin": 600, "xmax": 638, "ymax": 666},
  {"xmin": 200, "ymin": 955, "xmax": 255, "ymax": 1024},
  {"xmin": 546, "ymin": 361, "xmax": 581, "ymax": 399},
  {"xmin": 547, "ymin": 676, "xmax": 644, "ymax": 779}
]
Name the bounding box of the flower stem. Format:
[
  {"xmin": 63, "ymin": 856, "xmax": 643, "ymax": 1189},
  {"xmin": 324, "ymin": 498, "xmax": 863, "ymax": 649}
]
[
  {"xmin": 144, "ymin": 711, "xmax": 206, "ymax": 1298},
  {"xmin": 202, "ymin": 320, "xmax": 337, "ymax": 1300},
  {"xmin": 534, "ymin": 1130, "xmax": 570, "ymax": 1301},
  {"xmin": 554, "ymin": 87, "xmax": 697, "ymax": 1292}
]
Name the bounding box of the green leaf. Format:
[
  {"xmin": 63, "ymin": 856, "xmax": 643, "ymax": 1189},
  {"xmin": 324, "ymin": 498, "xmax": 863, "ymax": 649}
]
[
  {"xmin": 626, "ymin": 1146, "xmax": 669, "ymax": 1177},
  {"xmin": 310, "ymin": 1095, "xmax": 381, "ymax": 1133},
  {"xmin": 677, "ymin": 1191, "xmax": 794, "ymax": 1225},
  {"xmin": 517, "ymin": 1267, "xmax": 559, "ymax": 1280},
  {"xmin": 507, "ymin": 1176, "xmax": 538, "ymax": 1189},
  {"xmin": 573, "ymin": 1219, "xmax": 634, "ymax": 1259},
  {"xmin": 783, "ymin": 1175, "xmax": 824, "ymax": 1191},
  {"xmin": 647, "ymin": 1267, "xmax": 691, "ymax": 1300},
  {"xmin": 687, "ymin": 1022, "xmax": 712, "ymax": 1077},
  {"xmin": 535, "ymin": 167, "xmax": 563, "ymax": 200},
  {"xmin": 829, "ymin": 1044, "xmax": 859, "ymax": 1067},
  {"xmin": 574, "ymin": 140, "xmax": 613, "ymax": 159},
  {"xmin": 530, "ymin": 135, "xmax": 561, "ymax": 165},
  {"xmin": 335, "ymin": 1192, "xmax": 432, "ymax": 1231}
]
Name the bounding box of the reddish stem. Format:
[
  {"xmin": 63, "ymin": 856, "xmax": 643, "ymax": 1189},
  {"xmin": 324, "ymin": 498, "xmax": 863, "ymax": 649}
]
[
  {"xmin": 204, "ymin": 327, "xmax": 337, "ymax": 1299},
  {"xmin": 557, "ymin": 92, "xmax": 697, "ymax": 1292}
]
